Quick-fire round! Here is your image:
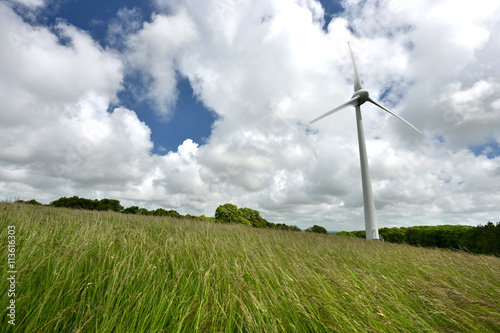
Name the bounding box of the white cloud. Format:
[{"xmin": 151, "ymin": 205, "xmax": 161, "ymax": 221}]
[
  {"xmin": 125, "ymin": 10, "xmax": 198, "ymax": 117},
  {"xmin": 0, "ymin": 3, "xmax": 154, "ymax": 201},
  {"xmin": 107, "ymin": 7, "xmax": 143, "ymax": 47},
  {"xmin": 8, "ymin": 0, "xmax": 45, "ymax": 10}
]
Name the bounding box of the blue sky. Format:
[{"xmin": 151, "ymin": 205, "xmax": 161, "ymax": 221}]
[
  {"xmin": 1, "ymin": 0, "xmax": 499, "ymax": 230},
  {"xmin": 118, "ymin": 74, "xmax": 218, "ymax": 153}
]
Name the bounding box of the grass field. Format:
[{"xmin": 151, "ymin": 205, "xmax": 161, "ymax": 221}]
[{"xmin": 1, "ymin": 203, "xmax": 499, "ymax": 332}]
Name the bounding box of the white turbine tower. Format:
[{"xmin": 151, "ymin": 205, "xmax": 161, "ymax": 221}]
[{"xmin": 310, "ymin": 43, "xmax": 421, "ymax": 240}]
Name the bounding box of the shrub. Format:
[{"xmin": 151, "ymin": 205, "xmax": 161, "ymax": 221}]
[
  {"xmin": 50, "ymin": 196, "xmax": 123, "ymax": 212},
  {"xmin": 123, "ymin": 206, "xmax": 140, "ymax": 214},
  {"xmin": 16, "ymin": 199, "xmax": 43, "ymax": 205},
  {"xmin": 215, "ymin": 203, "xmax": 242, "ymax": 224},
  {"xmin": 336, "ymin": 231, "xmax": 356, "ymax": 237},
  {"xmin": 306, "ymin": 225, "xmax": 328, "ymax": 234},
  {"xmin": 239, "ymin": 207, "xmax": 268, "ymax": 228},
  {"xmin": 152, "ymin": 208, "xmax": 183, "ymax": 218}
]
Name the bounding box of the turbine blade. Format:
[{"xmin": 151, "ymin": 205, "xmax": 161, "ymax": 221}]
[
  {"xmin": 368, "ymin": 98, "xmax": 421, "ymax": 133},
  {"xmin": 348, "ymin": 42, "xmax": 363, "ymax": 92},
  {"xmin": 309, "ymin": 97, "xmax": 359, "ymax": 124}
]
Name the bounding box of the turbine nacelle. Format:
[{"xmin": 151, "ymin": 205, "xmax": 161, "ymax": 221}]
[{"xmin": 352, "ymin": 89, "xmax": 369, "ymax": 106}]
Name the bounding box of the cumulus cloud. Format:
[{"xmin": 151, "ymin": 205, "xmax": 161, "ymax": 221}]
[
  {"xmin": 1, "ymin": 0, "xmax": 499, "ymax": 230},
  {"xmin": 125, "ymin": 10, "xmax": 199, "ymax": 117},
  {"xmin": 9, "ymin": 0, "xmax": 45, "ymax": 9},
  {"xmin": 0, "ymin": 3, "xmax": 153, "ymax": 202},
  {"xmin": 107, "ymin": 7, "xmax": 144, "ymax": 47}
]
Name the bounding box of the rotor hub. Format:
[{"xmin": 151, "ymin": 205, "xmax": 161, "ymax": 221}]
[{"xmin": 352, "ymin": 89, "xmax": 369, "ymax": 105}]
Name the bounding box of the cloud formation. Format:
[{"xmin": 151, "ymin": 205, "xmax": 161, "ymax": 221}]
[
  {"xmin": 0, "ymin": 3, "xmax": 151, "ymax": 200},
  {"xmin": 1, "ymin": 0, "xmax": 499, "ymax": 230}
]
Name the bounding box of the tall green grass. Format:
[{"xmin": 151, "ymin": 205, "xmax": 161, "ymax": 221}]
[{"xmin": 1, "ymin": 203, "xmax": 499, "ymax": 332}]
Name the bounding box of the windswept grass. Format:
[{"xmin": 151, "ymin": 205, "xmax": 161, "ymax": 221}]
[{"xmin": 1, "ymin": 203, "xmax": 499, "ymax": 332}]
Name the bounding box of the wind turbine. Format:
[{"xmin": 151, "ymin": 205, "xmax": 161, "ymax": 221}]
[{"xmin": 310, "ymin": 43, "xmax": 421, "ymax": 240}]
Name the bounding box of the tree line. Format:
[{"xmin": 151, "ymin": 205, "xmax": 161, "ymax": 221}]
[
  {"xmin": 15, "ymin": 197, "xmax": 315, "ymax": 233},
  {"xmin": 18, "ymin": 197, "xmax": 497, "ymax": 255},
  {"xmin": 338, "ymin": 223, "xmax": 500, "ymax": 256}
]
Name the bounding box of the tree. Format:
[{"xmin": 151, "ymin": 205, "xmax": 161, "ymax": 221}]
[
  {"xmin": 379, "ymin": 227, "xmax": 405, "ymax": 243},
  {"xmin": 306, "ymin": 225, "xmax": 328, "ymax": 234},
  {"xmin": 50, "ymin": 196, "xmax": 124, "ymax": 212},
  {"xmin": 16, "ymin": 199, "xmax": 42, "ymax": 205},
  {"xmin": 123, "ymin": 206, "xmax": 140, "ymax": 214},
  {"xmin": 96, "ymin": 198, "xmax": 123, "ymax": 212},
  {"xmin": 51, "ymin": 196, "xmax": 96, "ymax": 210},
  {"xmin": 153, "ymin": 208, "xmax": 182, "ymax": 218},
  {"xmin": 215, "ymin": 203, "xmax": 242, "ymax": 224},
  {"xmin": 336, "ymin": 231, "xmax": 356, "ymax": 237},
  {"xmin": 351, "ymin": 230, "xmax": 366, "ymax": 239},
  {"xmin": 477, "ymin": 222, "xmax": 500, "ymax": 255},
  {"xmin": 238, "ymin": 207, "xmax": 268, "ymax": 228}
]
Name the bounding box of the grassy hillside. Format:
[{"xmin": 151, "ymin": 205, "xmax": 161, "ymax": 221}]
[{"xmin": 1, "ymin": 203, "xmax": 499, "ymax": 332}]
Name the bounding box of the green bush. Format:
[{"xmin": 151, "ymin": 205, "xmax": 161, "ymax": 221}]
[
  {"xmin": 123, "ymin": 206, "xmax": 140, "ymax": 214},
  {"xmin": 50, "ymin": 196, "xmax": 123, "ymax": 212},
  {"xmin": 16, "ymin": 199, "xmax": 43, "ymax": 206},
  {"xmin": 239, "ymin": 207, "xmax": 268, "ymax": 228},
  {"xmin": 349, "ymin": 223, "xmax": 500, "ymax": 256},
  {"xmin": 306, "ymin": 225, "xmax": 328, "ymax": 234},
  {"xmin": 152, "ymin": 208, "xmax": 183, "ymax": 218},
  {"xmin": 336, "ymin": 231, "xmax": 356, "ymax": 237},
  {"xmin": 215, "ymin": 203, "xmax": 242, "ymax": 224}
]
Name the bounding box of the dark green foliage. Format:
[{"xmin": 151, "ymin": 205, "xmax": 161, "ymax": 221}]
[
  {"xmin": 16, "ymin": 199, "xmax": 43, "ymax": 205},
  {"xmin": 378, "ymin": 227, "xmax": 405, "ymax": 243},
  {"xmin": 215, "ymin": 203, "xmax": 243, "ymax": 224},
  {"xmin": 265, "ymin": 220, "xmax": 277, "ymax": 228},
  {"xmin": 347, "ymin": 223, "xmax": 500, "ymax": 256},
  {"xmin": 239, "ymin": 207, "xmax": 268, "ymax": 228},
  {"xmin": 476, "ymin": 222, "xmax": 500, "ymax": 255},
  {"xmin": 351, "ymin": 230, "xmax": 366, "ymax": 238},
  {"xmin": 336, "ymin": 231, "xmax": 356, "ymax": 237},
  {"xmin": 305, "ymin": 225, "xmax": 328, "ymax": 234},
  {"xmin": 275, "ymin": 223, "xmax": 301, "ymax": 231},
  {"xmin": 214, "ymin": 203, "xmax": 256, "ymax": 226},
  {"xmin": 398, "ymin": 225, "xmax": 477, "ymax": 249},
  {"xmin": 312, "ymin": 225, "xmax": 328, "ymax": 234},
  {"xmin": 192, "ymin": 214, "xmax": 216, "ymax": 222},
  {"xmin": 50, "ymin": 196, "xmax": 87, "ymax": 209},
  {"xmin": 97, "ymin": 198, "xmax": 124, "ymax": 212},
  {"xmin": 126, "ymin": 207, "xmax": 185, "ymax": 218},
  {"xmin": 214, "ymin": 203, "xmax": 300, "ymax": 231},
  {"xmin": 152, "ymin": 208, "xmax": 182, "ymax": 218},
  {"xmin": 50, "ymin": 196, "xmax": 123, "ymax": 212},
  {"xmin": 123, "ymin": 206, "xmax": 140, "ymax": 214}
]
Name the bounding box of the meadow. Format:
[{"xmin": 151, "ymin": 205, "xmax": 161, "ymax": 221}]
[{"xmin": 1, "ymin": 203, "xmax": 499, "ymax": 332}]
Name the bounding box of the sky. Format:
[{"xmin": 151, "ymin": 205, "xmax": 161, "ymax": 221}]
[{"xmin": 1, "ymin": 0, "xmax": 499, "ymax": 231}]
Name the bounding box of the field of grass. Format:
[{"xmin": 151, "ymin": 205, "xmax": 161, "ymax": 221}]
[{"xmin": 1, "ymin": 203, "xmax": 499, "ymax": 332}]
